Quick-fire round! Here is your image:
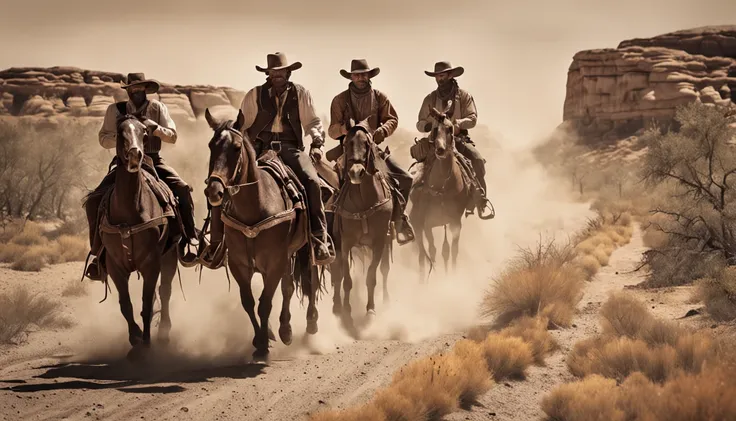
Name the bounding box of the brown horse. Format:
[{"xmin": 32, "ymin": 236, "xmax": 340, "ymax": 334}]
[
  {"xmin": 203, "ymin": 108, "xmax": 319, "ymax": 361},
  {"xmin": 91, "ymin": 115, "xmax": 180, "ymax": 359},
  {"xmin": 409, "ymin": 107, "xmax": 473, "ymax": 281},
  {"xmin": 330, "ymin": 119, "xmax": 393, "ymax": 330}
]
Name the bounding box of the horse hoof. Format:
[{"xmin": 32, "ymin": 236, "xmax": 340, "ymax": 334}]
[
  {"xmin": 126, "ymin": 345, "xmax": 149, "ymax": 362},
  {"xmin": 332, "ymin": 304, "xmax": 342, "ymax": 317},
  {"xmin": 252, "ymin": 349, "xmax": 270, "ymax": 362},
  {"xmin": 367, "ymin": 309, "xmax": 377, "ymax": 319},
  {"xmin": 306, "ymin": 320, "xmax": 318, "ymax": 335},
  {"xmin": 279, "ymin": 325, "xmax": 293, "ymax": 346}
]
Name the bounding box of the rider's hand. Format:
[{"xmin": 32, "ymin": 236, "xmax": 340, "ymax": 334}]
[
  {"xmin": 423, "ymin": 122, "xmax": 433, "ymax": 132},
  {"xmin": 373, "ymin": 129, "xmax": 386, "ymax": 144},
  {"xmin": 142, "ymin": 119, "xmax": 159, "ymax": 135},
  {"xmin": 310, "ymin": 146, "xmax": 323, "ymax": 162},
  {"xmin": 453, "ymin": 124, "xmax": 461, "ymax": 135}
]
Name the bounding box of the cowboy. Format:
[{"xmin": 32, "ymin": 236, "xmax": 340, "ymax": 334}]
[
  {"xmin": 207, "ymin": 53, "xmax": 334, "ymax": 265},
  {"xmin": 416, "ymin": 61, "xmax": 490, "ymax": 209},
  {"xmin": 84, "ymin": 73, "xmax": 199, "ymax": 280},
  {"xmin": 327, "ymin": 59, "xmax": 415, "ymax": 245}
]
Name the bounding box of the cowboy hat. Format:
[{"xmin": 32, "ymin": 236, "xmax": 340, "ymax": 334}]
[
  {"xmin": 340, "ymin": 59, "xmax": 380, "ymax": 79},
  {"xmin": 424, "ymin": 61, "xmax": 464, "ymax": 78},
  {"xmin": 120, "ymin": 73, "xmax": 160, "ymax": 94},
  {"xmin": 255, "ymin": 52, "xmax": 303, "ymax": 72}
]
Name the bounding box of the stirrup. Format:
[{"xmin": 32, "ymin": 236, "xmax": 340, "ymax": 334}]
[
  {"xmin": 477, "ymin": 197, "xmax": 495, "ymax": 220},
  {"xmin": 395, "ymin": 220, "xmax": 415, "ymax": 245},
  {"xmin": 85, "ymin": 258, "xmax": 103, "ymax": 281},
  {"xmin": 178, "ymin": 240, "xmax": 199, "ymax": 267}
]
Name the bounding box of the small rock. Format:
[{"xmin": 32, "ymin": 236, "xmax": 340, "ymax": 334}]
[
  {"xmin": 489, "ymin": 412, "xmax": 497, "ymax": 416},
  {"xmin": 711, "ymin": 324, "xmax": 718, "ymax": 329},
  {"xmin": 572, "ymin": 324, "xmax": 578, "ymax": 328},
  {"xmin": 181, "ymin": 407, "xmax": 189, "ymax": 413},
  {"xmin": 615, "ymin": 271, "xmax": 619, "ymax": 275},
  {"xmin": 504, "ymin": 383, "xmax": 512, "ymax": 388},
  {"xmin": 318, "ymin": 400, "xmax": 326, "ymax": 405},
  {"xmin": 86, "ymin": 413, "xmax": 91, "ymax": 417}
]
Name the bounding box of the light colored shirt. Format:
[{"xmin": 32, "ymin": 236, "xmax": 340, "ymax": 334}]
[
  {"xmin": 98, "ymin": 99, "xmax": 177, "ymax": 149},
  {"xmin": 239, "ymin": 83, "xmax": 325, "ymax": 144},
  {"xmin": 416, "ymin": 88, "xmax": 477, "ymax": 133}
]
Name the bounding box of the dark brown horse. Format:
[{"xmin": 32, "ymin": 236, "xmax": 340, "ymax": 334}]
[
  {"xmin": 331, "ymin": 119, "xmax": 393, "ymax": 330},
  {"xmin": 410, "ymin": 107, "xmax": 473, "ymax": 281},
  {"xmin": 93, "ymin": 115, "xmax": 179, "ymax": 359},
  {"xmin": 203, "ymin": 108, "xmax": 319, "ymax": 361}
]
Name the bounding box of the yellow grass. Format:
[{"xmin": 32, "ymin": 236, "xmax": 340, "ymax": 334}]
[
  {"xmin": 11, "ymin": 245, "xmax": 50, "ymax": 271},
  {"xmin": 56, "ymin": 235, "xmax": 88, "ymax": 262},
  {"xmin": 0, "ymin": 285, "xmax": 72, "ymax": 344},
  {"xmin": 500, "ymin": 316, "xmax": 558, "ymax": 365},
  {"xmin": 576, "ymin": 255, "xmax": 601, "ymax": 279},
  {"xmin": 696, "ymin": 266, "xmax": 736, "ymax": 321},
  {"xmin": 541, "ymin": 375, "xmax": 624, "ymax": 421},
  {"xmin": 480, "ymin": 334, "xmax": 534, "ymax": 380}
]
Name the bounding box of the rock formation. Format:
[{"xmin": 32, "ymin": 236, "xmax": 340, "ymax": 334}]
[
  {"xmin": 0, "ymin": 67, "xmax": 244, "ymax": 122},
  {"xmin": 564, "ymin": 26, "xmax": 736, "ymax": 142}
]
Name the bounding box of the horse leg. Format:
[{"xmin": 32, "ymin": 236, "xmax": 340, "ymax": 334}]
[
  {"xmin": 279, "ymin": 266, "xmax": 294, "ymax": 346},
  {"xmin": 108, "ymin": 261, "xmax": 142, "ymax": 347},
  {"xmin": 441, "ymin": 225, "xmax": 450, "ymax": 274},
  {"xmin": 254, "ymin": 269, "xmax": 280, "ymax": 361},
  {"xmin": 139, "ymin": 258, "xmax": 161, "ymax": 348},
  {"xmin": 449, "ymin": 220, "xmax": 462, "ymax": 272},
  {"xmin": 157, "ymin": 248, "xmax": 177, "ymax": 345},
  {"xmin": 331, "ymin": 255, "xmax": 343, "ymax": 317},
  {"xmin": 426, "ymin": 226, "xmax": 437, "ymax": 274},
  {"xmin": 229, "ymin": 261, "xmax": 259, "ymax": 351},
  {"xmin": 380, "ymin": 240, "xmax": 390, "ymax": 305},
  {"xmin": 297, "ymin": 247, "xmax": 320, "ymax": 335},
  {"xmin": 366, "ymin": 234, "xmax": 387, "ymax": 316},
  {"xmin": 340, "ymin": 245, "xmax": 355, "ymax": 331}
]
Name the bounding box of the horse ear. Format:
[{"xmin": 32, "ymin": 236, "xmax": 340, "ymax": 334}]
[
  {"xmin": 205, "ymin": 108, "xmax": 218, "ymax": 130},
  {"xmin": 347, "ymin": 118, "xmax": 355, "ymax": 130},
  {"xmin": 233, "ymin": 110, "xmax": 246, "ymax": 132}
]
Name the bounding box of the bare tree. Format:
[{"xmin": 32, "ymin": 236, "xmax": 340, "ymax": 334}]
[{"xmin": 641, "ymin": 102, "xmax": 736, "ymax": 286}]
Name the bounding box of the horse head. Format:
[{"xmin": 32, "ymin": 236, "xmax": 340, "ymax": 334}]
[
  {"xmin": 343, "ymin": 118, "xmax": 375, "ymax": 185},
  {"xmin": 116, "ymin": 115, "xmax": 147, "ymax": 173},
  {"xmin": 429, "ymin": 102, "xmax": 455, "ymax": 160},
  {"xmin": 204, "ymin": 108, "xmax": 247, "ymax": 206}
]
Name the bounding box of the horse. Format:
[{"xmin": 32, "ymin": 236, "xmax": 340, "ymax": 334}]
[
  {"xmin": 330, "ymin": 119, "xmax": 394, "ymax": 331},
  {"xmin": 203, "ymin": 108, "xmax": 320, "ymax": 361},
  {"xmin": 409, "ymin": 106, "xmax": 473, "ymax": 281},
  {"xmin": 90, "ymin": 114, "xmax": 180, "ymax": 360}
]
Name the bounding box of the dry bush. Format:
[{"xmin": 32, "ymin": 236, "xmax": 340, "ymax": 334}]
[
  {"xmin": 499, "ymin": 316, "xmax": 558, "ymax": 365},
  {"xmin": 576, "ymin": 255, "xmax": 601, "ymax": 279},
  {"xmin": 0, "ymin": 285, "xmax": 71, "ymax": 343},
  {"xmin": 483, "ymin": 238, "xmax": 585, "ymax": 327},
  {"xmin": 569, "ymin": 292, "xmax": 723, "ymax": 383},
  {"xmin": 0, "ymin": 242, "xmax": 26, "ymax": 263},
  {"xmin": 541, "ymin": 375, "xmax": 624, "ymax": 421},
  {"xmin": 56, "ymin": 235, "xmax": 88, "ymax": 262},
  {"xmin": 696, "ymin": 266, "xmax": 736, "ymax": 321},
  {"xmin": 8, "ymin": 221, "xmax": 47, "ymax": 246},
  {"xmin": 61, "ymin": 279, "xmax": 88, "ymax": 297},
  {"xmin": 388, "ymin": 355, "xmax": 461, "ymax": 419},
  {"xmin": 480, "ymin": 334, "xmax": 534, "ymax": 380},
  {"xmin": 372, "ymin": 388, "xmax": 428, "ymax": 421},
  {"xmin": 11, "ymin": 245, "xmax": 50, "ymax": 271},
  {"xmin": 309, "ymin": 404, "xmax": 387, "ymax": 421},
  {"xmin": 543, "ymin": 363, "xmax": 736, "ymax": 421}
]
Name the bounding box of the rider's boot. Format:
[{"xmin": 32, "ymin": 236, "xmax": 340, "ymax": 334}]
[
  {"xmin": 394, "ymin": 212, "xmax": 416, "ymax": 245},
  {"xmin": 312, "ymin": 231, "xmax": 336, "ymax": 266},
  {"xmin": 177, "ymin": 189, "xmax": 200, "ymax": 266}
]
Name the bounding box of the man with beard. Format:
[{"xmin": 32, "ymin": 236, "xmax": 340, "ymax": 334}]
[
  {"xmin": 205, "ymin": 53, "xmax": 335, "ymax": 265},
  {"xmin": 84, "ymin": 73, "xmax": 199, "ymax": 280},
  {"xmin": 327, "ymin": 58, "xmax": 415, "ymax": 245},
  {"xmin": 416, "ymin": 61, "xmax": 490, "ymax": 210}
]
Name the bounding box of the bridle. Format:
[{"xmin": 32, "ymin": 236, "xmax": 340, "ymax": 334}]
[
  {"xmin": 116, "ymin": 115, "xmax": 148, "ymax": 166},
  {"xmin": 343, "ymin": 126, "xmax": 375, "ymax": 179},
  {"xmin": 206, "ymin": 125, "xmax": 248, "ymax": 193}
]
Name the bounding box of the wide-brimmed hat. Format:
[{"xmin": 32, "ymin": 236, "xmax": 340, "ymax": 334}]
[
  {"xmin": 340, "ymin": 59, "xmax": 380, "ymax": 79},
  {"xmin": 424, "ymin": 61, "xmax": 464, "ymax": 78},
  {"xmin": 120, "ymin": 73, "xmax": 160, "ymax": 94},
  {"xmin": 255, "ymin": 52, "xmax": 303, "ymax": 73}
]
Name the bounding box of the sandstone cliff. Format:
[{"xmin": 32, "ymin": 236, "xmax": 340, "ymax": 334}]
[
  {"xmin": 564, "ymin": 26, "xmax": 736, "ymax": 141},
  {"xmin": 0, "ymin": 67, "xmax": 244, "ymax": 122}
]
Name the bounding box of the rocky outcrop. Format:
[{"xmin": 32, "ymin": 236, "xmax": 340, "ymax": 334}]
[
  {"xmin": 0, "ymin": 67, "xmax": 244, "ymax": 122},
  {"xmin": 564, "ymin": 26, "xmax": 736, "ymax": 141}
]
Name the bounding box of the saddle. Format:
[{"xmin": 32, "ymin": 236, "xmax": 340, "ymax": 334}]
[{"xmin": 411, "ymin": 138, "xmax": 477, "ymax": 210}]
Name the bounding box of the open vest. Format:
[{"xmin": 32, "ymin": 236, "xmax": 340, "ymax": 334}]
[
  {"xmin": 245, "ymin": 82, "xmax": 303, "ymax": 149},
  {"xmin": 116, "ymin": 101, "xmax": 162, "ymax": 155},
  {"xmin": 339, "ymin": 89, "xmax": 382, "ymax": 133}
]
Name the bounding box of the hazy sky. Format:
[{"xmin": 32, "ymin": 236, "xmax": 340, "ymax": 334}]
[{"xmin": 2, "ymin": 0, "xmax": 735, "ymax": 148}]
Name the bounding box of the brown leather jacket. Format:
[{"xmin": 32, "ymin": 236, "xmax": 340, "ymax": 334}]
[{"xmin": 328, "ymin": 88, "xmax": 398, "ymax": 141}]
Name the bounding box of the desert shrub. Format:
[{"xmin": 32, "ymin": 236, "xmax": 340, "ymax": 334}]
[
  {"xmin": 8, "ymin": 221, "xmax": 47, "ymax": 246},
  {"xmin": 11, "ymin": 245, "xmax": 51, "ymax": 271},
  {"xmin": 479, "ymin": 334, "xmax": 534, "ymax": 380},
  {"xmin": 542, "ymin": 363, "xmax": 736, "ymax": 421},
  {"xmin": 56, "ymin": 234, "xmax": 88, "ymax": 262},
  {"xmin": 0, "ymin": 286, "xmax": 71, "ymax": 343},
  {"xmin": 309, "ymin": 404, "xmax": 387, "ymax": 421},
  {"xmin": 483, "ymin": 238, "xmax": 585, "ymax": 327},
  {"xmin": 696, "ymin": 266, "xmax": 736, "ymax": 321},
  {"xmin": 499, "ymin": 316, "xmax": 557, "ymax": 365},
  {"xmin": 61, "ymin": 279, "xmax": 88, "ymax": 297}
]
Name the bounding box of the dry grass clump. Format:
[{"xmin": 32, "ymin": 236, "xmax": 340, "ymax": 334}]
[
  {"xmin": 542, "ymin": 363, "xmax": 736, "ymax": 421},
  {"xmin": 483, "ymin": 239, "xmax": 585, "ymax": 328},
  {"xmin": 0, "ymin": 285, "xmax": 72, "ymax": 344},
  {"xmin": 0, "ymin": 220, "xmax": 88, "ymax": 271},
  {"xmin": 567, "ymin": 292, "xmax": 723, "ymax": 383},
  {"xmin": 309, "ymin": 404, "xmax": 387, "ymax": 421},
  {"xmin": 480, "ymin": 335, "xmax": 534, "ymax": 380},
  {"xmin": 499, "ymin": 316, "xmax": 558, "ymax": 365},
  {"xmin": 61, "ymin": 279, "xmax": 88, "ymax": 297},
  {"xmin": 696, "ymin": 266, "xmax": 736, "ymax": 321}
]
